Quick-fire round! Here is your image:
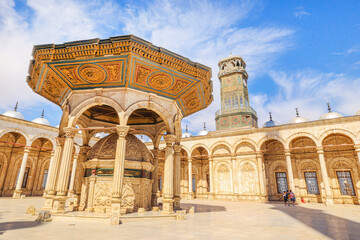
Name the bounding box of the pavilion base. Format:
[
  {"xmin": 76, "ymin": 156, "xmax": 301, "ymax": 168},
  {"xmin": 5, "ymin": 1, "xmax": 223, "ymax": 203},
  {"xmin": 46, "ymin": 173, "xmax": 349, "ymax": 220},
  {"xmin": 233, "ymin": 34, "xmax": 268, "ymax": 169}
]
[
  {"xmin": 51, "ymin": 210, "xmax": 179, "ymax": 224},
  {"xmin": 12, "ymin": 190, "xmax": 22, "ymax": 199}
]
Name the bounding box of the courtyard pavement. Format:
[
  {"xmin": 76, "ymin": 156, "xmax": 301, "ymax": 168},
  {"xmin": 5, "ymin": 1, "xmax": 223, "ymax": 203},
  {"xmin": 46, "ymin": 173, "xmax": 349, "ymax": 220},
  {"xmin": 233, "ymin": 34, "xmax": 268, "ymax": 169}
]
[{"xmin": 1, "ymin": 197, "xmax": 360, "ymax": 240}]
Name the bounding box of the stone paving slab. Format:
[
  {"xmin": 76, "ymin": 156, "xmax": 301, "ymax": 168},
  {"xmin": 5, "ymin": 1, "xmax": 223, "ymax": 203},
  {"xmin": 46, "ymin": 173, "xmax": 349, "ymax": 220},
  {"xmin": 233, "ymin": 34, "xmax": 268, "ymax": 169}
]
[{"xmin": 1, "ymin": 197, "xmax": 360, "ymax": 239}]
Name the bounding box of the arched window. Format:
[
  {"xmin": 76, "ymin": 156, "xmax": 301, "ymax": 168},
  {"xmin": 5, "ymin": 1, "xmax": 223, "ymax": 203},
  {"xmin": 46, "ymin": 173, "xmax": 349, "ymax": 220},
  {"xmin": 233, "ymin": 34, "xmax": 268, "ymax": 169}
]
[
  {"xmin": 232, "ymin": 94, "xmax": 239, "ymax": 109},
  {"xmin": 239, "ymin": 96, "xmax": 243, "ymax": 107}
]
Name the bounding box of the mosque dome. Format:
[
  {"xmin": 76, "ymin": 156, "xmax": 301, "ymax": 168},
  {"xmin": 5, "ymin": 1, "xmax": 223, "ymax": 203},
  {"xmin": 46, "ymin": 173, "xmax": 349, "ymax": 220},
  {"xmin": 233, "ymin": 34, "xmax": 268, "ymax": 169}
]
[
  {"xmin": 197, "ymin": 123, "xmax": 208, "ymax": 136},
  {"xmin": 32, "ymin": 117, "xmax": 51, "ymax": 126},
  {"xmin": 319, "ymin": 103, "xmax": 343, "ymax": 120},
  {"xmin": 182, "ymin": 125, "xmax": 193, "ymax": 138},
  {"xmin": 3, "ymin": 110, "xmax": 25, "ymax": 120},
  {"xmin": 3, "ymin": 102, "xmax": 24, "ymax": 120},
  {"xmin": 262, "ymin": 112, "xmax": 280, "ymax": 128},
  {"xmin": 289, "ymin": 108, "xmax": 308, "ymax": 124},
  {"xmin": 88, "ymin": 133, "xmax": 153, "ymax": 162},
  {"xmin": 32, "ymin": 110, "xmax": 50, "ymax": 126}
]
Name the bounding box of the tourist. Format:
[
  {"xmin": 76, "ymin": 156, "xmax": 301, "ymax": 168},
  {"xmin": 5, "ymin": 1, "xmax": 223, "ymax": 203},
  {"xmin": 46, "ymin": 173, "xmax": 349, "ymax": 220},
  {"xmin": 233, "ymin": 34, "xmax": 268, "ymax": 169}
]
[
  {"xmin": 289, "ymin": 190, "xmax": 296, "ymax": 206},
  {"xmin": 283, "ymin": 191, "xmax": 288, "ymax": 206},
  {"xmin": 301, "ymin": 197, "xmax": 305, "ymax": 204}
]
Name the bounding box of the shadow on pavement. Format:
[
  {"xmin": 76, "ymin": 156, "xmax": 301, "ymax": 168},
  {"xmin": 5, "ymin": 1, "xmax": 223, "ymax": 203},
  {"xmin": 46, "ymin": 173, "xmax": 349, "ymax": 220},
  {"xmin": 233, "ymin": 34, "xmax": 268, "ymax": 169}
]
[
  {"xmin": 270, "ymin": 203, "xmax": 360, "ymax": 240},
  {"xmin": 180, "ymin": 203, "xmax": 226, "ymax": 213},
  {"xmin": 0, "ymin": 221, "xmax": 42, "ymax": 235}
]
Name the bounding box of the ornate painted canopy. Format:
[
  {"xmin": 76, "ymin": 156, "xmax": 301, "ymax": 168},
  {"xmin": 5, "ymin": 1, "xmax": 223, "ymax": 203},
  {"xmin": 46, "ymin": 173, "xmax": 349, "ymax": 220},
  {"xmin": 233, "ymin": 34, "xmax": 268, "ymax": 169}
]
[{"xmin": 27, "ymin": 35, "xmax": 213, "ymax": 117}]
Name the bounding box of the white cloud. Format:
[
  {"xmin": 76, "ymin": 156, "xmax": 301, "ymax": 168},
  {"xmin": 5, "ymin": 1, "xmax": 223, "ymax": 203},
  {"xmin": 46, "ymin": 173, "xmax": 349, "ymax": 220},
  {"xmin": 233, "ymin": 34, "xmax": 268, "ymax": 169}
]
[
  {"xmin": 293, "ymin": 7, "xmax": 310, "ymax": 18},
  {"xmin": 253, "ymin": 70, "xmax": 360, "ymax": 126},
  {"xmin": 0, "ymin": 0, "xmax": 294, "ymax": 131}
]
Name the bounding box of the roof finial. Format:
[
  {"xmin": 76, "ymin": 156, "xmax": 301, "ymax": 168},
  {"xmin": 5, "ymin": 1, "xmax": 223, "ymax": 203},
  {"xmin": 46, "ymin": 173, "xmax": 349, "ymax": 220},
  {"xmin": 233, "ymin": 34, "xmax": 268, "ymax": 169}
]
[
  {"xmin": 186, "ymin": 125, "xmax": 188, "ymax": 133},
  {"xmin": 203, "ymin": 122, "xmax": 206, "ymax": 130},
  {"xmin": 14, "ymin": 102, "xmax": 18, "ymax": 112},
  {"xmin": 295, "ymin": 108, "xmax": 299, "ymax": 117},
  {"xmin": 327, "ymin": 102, "xmax": 332, "ymax": 113},
  {"xmin": 269, "ymin": 112, "xmax": 272, "ymax": 121},
  {"xmin": 41, "ymin": 109, "xmax": 44, "ymax": 118}
]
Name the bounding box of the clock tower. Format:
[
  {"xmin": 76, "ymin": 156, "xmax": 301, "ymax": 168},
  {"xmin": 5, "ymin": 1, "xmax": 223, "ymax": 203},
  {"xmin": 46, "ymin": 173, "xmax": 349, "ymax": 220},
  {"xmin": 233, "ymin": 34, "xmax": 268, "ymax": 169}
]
[{"xmin": 215, "ymin": 55, "xmax": 258, "ymax": 130}]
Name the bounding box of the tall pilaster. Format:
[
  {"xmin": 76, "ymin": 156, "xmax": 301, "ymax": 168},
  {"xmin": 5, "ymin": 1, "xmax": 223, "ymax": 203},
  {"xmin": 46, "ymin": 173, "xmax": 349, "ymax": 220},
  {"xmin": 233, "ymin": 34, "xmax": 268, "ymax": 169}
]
[
  {"xmin": 161, "ymin": 134, "xmax": 176, "ymax": 214},
  {"xmin": 231, "ymin": 154, "xmax": 236, "ymax": 195},
  {"xmin": 188, "ymin": 158, "xmax": 193, "ymax": 199},
  {"xmin": 208, "ymin": 157, "xmax": 214, "ymax": 199},
  {"xmin": 256, "ymin": 153, "xmax": 266, "ymax": 202},
  {"xmin": 13, "ymin": 146, "xmax": 31, "ymax": 198},
  {"xmin": 111, "ymin": 125, "xmax": 130, "ymax": 215},
  {"xmin": 52, "ymin": 127, "xmax": 77, "ymax": 213},
  {"xmin": 284, "ymin": 149, "xmax": 295, "ymax": 193},
  {"xmin": 355, "ymin": 145, "xmax": 360, "ymax": 165},
  {"xmin": 151, "ymin": 148, "xmax": 159, "ymax": 206},
  {"xmin": 317, "ymin": 147, "xmax": 333, "ymax": 205},
  {"xmin": 173, "ymin": 144, "xmax": 182, "ymax": 210}
]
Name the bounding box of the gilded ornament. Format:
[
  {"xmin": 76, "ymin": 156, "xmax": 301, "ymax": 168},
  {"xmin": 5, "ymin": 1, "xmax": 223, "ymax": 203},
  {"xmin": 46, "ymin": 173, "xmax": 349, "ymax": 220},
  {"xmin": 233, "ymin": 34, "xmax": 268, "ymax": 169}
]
[
  {"xmin": 78, "ymin": 64, "xmax": 106, "ymax": 83},
  {"xmin": 147, "ymin": 72, "xmax": 173, "ymax": 90}
]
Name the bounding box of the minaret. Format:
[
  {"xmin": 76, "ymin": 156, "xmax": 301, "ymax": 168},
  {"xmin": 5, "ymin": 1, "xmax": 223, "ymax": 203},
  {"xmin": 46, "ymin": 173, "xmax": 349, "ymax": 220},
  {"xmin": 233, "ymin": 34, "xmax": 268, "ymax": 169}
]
[{"xmin": 215, "ymin": 55, "xmax": 258, "ymax": 130}]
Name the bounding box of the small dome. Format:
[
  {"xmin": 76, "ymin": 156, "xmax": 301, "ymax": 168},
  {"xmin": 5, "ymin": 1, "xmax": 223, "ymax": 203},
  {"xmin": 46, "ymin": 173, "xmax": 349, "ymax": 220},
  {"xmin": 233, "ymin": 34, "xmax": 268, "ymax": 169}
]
[
  {"xmin": 289, "ymin": 108, "xmax": 308, "ymax": 123},
  {"xmin": 319, "ymin": 103, "xmax": 343, "ymax": 120},
  {"xmin": 263, "ymin": 112, "xmax": 280, "ymax": 127},
  {"xmin": 32, "ymin": 117, "xmax": 50, "ymax": 126},
  {"xmin": 182, "ymin": 132, "xmax": 193, "ymax": 138},
  {"xmin": 94, "ymin": 132, "xmax": 108, "ymax": 138},
  {"xmin": 262, "ymin": 120, "xmax": 280, "ymax": 128},
  {"xmin": 55, "ymin": 124, "xmax": 60, "ymax": 128},
  {"xmin": 88, "ymin": 133, "xmax": 153, "ymax": 162},
  {"xmin": 319, "ymin": 112, "xmax": 343, "ymax": 120},
  {"xmin": 3, "ymin": 102, "xmax": 24, "ymax": 120},
  {"xmin": 289, "ymin": 116, "xmax": 308, "ymax": 123},
  {"xmin": 182, "ymin": 125, "xmax": 193, "ymax": 138},
  {"xmin": 197, "ymin": 123, "xmax": 208, "ymax": 136},
  {"xmin": 3, "ymin": 110, "xmax": 24, "ymax": 120}
]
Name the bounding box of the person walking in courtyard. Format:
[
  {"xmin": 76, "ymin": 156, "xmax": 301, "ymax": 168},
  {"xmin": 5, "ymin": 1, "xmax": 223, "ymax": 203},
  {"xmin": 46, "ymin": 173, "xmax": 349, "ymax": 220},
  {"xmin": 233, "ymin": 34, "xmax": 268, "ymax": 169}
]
[
  {"xmin": 283, "ymin": 191, "xmax": 288, "ymax": 206},
  {"xmin": 289, "ymin": 190, "xmax": 296, "ymax": 206}
]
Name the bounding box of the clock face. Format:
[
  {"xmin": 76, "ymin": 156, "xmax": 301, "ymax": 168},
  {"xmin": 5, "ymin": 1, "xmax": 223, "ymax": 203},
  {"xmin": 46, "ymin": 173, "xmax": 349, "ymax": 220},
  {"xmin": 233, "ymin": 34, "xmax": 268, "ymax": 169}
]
[{"xmin": 243, "ymin": 79, "xmax": 247, "ymax": 88}]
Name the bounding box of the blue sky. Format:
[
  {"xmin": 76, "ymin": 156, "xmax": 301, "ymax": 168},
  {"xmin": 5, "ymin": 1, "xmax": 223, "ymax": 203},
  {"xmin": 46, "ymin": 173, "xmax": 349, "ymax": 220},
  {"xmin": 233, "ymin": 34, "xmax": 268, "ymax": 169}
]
[{"xmin": 0, "ymin": 0, "xmax": 359, "ymax": 135}]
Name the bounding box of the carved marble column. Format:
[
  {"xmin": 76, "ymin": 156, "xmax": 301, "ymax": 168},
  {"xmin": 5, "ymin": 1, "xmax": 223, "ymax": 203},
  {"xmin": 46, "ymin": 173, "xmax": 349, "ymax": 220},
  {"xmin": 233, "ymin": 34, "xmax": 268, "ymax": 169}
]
[
  {"xmin": 188, "ymin": 158, "xmax": 193, "ymax": 199},
  {"xmin": 68, "ymin": 151, "xmax": 80, "ymax": 195},
  {"xmin": 256, "ymin": 153, "xmax": 266, "ymax": 202},
  {"xmin": 73, "ymin": 146, "xmax": 91, "ymax": 211},
  {"xmin": 43, "ymin": 137, "xmax": 65, "ymax": 209},
  {"xmin": 284, "ymin": 149, "xmax": 296, "ymax": 193},
  {"xmin": 13, "ymin": 146, "xmax": 31, "ymax": 198},
  {"xmin": 173, "ymin": 144, "xmax": 182, "ymax": 210},
  {"xmin": 52, "ymin": 127, "xmax": 77, "ymax": 213},
  {"xmin": 317, "ymin": 146, "xmax": 333, "ymax": 205},
  {"xmin": 161, "ymin": 134, "xmax": 176, "ymax": 214},
  {"xmin": 151, "ymin": 148, "xmax": 159, "ymax": 206},
  {"xmin": 208, "ymin": 157, "xmax": 214, "ymax": 199},
  {"xmin": 111, "ymin": 125, "xmax": 130, "ymax": 215}
]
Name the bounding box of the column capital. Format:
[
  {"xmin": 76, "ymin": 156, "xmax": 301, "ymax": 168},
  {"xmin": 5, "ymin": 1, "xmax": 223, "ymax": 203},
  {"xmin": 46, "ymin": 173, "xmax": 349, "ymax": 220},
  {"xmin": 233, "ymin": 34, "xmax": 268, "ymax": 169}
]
[
  {"xmin": 51, "ymin": 149, "xmax": 56, "ymax": 157},
  {"xmin": 116, "ymin": 125, "xmax": 130, "ymax": 138},
  {"xmin": 73, "ymin": 153, "xmax": 80, "ymax": 160},
  {"xmin": 316, "ymin": 146, "xmax": 324, "ymax": 154},
  {"xmin": 79, "ymin": 145, "xmax": 92, "ymax": 155},
  {"xmin": 24, "ymin": 146, "xmax": 32, "ymax": 153},
  {"xmin": 173, "ymin": 144, "xmax": 182, "ymax": 153},
  {"xmin": 209, "ymin": 156, "xmax": 214, "ymax": 161},
  {"xmin": 63, "ymin": 127, "xmax": 78, "ymax": 139},
  {"xmin": 256, "ymin": 152, "xmax": 263, "ymax": 158},
  {"xmin": 150, "ymin": 148, "xmax": 159, "ymax": 158},
  {"xmin": 188, "ymin": 158, "xmax": 193, "ymax": 162},
  {"xmin": 56, "ymin": 136, "xmax": 66, "ymax": 146},
  {"xmin": 164, "ymin": 134, "xmax": 176, "ymax": 145},
  {"xmin": 354, "ymin": 144, "xmax": 360, "ymax": 151},
  {"xmin": 284, "ymin": 149, "xmax": 291, "ymax": 156}
]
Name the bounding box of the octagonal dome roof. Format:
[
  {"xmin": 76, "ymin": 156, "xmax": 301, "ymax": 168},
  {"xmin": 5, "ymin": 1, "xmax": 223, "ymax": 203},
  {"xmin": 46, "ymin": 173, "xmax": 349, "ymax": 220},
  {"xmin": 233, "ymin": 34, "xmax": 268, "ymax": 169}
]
[
  {"xmin": 28, "ymin": 35, "xmax": 213, "ymax": 117},
  {"xmin": 88, "ymin": 133, "xmax": 153, "ymax": 162}
]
